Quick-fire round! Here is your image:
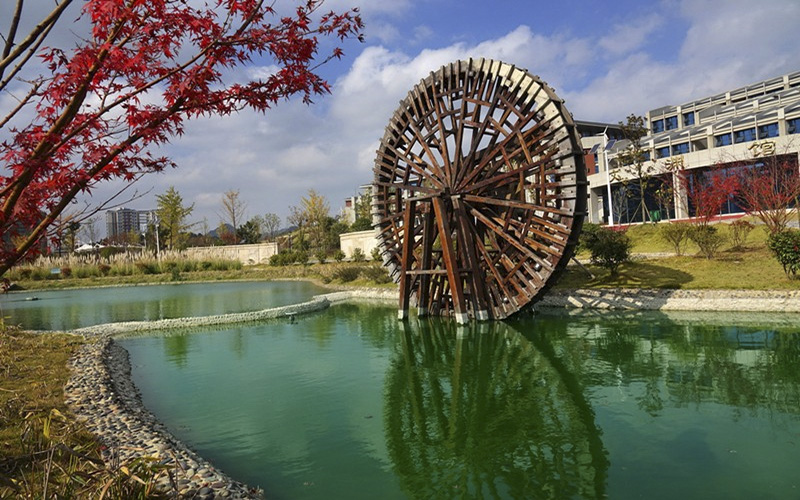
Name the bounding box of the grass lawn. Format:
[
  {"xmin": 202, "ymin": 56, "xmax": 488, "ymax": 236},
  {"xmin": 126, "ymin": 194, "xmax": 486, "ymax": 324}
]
[{"xmin": 565, "ymin": 222, "xmax": 799, "ymax": 290}]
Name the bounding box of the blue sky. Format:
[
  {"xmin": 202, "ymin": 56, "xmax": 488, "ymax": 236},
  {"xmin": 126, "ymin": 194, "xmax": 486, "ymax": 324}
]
[{"xmin": 4, "ymin": 0, "xmax": 800, "ymax": 236}]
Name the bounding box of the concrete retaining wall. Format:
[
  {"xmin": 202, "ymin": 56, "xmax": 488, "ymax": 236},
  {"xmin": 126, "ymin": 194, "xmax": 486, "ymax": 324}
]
[
  {"xmin": 184, "ymin": 242, "xmax": 278, "ymax": 265},
  {"xmin": 339, "ymin": 230, "xmax": 378, "ymax": 260}
]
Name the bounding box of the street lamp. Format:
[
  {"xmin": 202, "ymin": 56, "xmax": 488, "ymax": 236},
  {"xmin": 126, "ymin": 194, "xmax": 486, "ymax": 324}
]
[
  {"xmin": 149, "ymin": 212, "xmax": 160, "ymax": 260},
  {"xmin": 601, "ymin": 128, "xmax": 615, "ymax": 226}
]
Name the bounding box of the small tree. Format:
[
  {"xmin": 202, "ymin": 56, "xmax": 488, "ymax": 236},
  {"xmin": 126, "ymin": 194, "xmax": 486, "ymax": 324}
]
[
  {"xmin": 659, "ymin": 222, "xmax": 692, "ymax": 256},
  {"xmin": 262, "ymin": 213, "xmax": 281, "ymax": 242},
  {"xmin": 612, "ymin": 114, "xmax": 659, "ymax": 223},
  {"xmin": 680, "ymin": 166, "xmax": 739, "ymax": 227},
  {"xmin": 736, "ymin": 157, "xmax": 800, "ymax": 234},
  {"xmin": 689, "ymin": 225, "xmax": 725, "ymax": 259},
  {"xmin": 220, "ymin": 189, "xmax": 247, "ymax": 237},
  {"xmin": 156, "ymin": 186, "xmax": 194, "ymax": 250},
  {"xmin": 584, "ymin": 227, "xmax": 631, "ymax": 276},
  {"xmin": 236, "ymin": 218, "xmax": 262, "ymax": 244},
  {"xmin": 352, "ymin": 189, "xmax": 373, "ymax": 230}
]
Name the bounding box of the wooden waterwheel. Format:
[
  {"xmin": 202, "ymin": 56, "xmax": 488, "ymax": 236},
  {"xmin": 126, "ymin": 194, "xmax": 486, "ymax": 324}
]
[{"xmin": 373, "ymin": 59, "xmax": 586, "ymax": 323}]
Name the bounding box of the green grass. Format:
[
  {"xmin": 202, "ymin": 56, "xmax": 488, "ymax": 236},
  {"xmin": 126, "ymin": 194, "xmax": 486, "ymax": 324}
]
[
  {"xmin": 566, "ymin": 222, "xmax": 799, "ymax": 290},
  {"xmin": 617, "ymin": 220, "xmax": 771, "ymax": 255}
]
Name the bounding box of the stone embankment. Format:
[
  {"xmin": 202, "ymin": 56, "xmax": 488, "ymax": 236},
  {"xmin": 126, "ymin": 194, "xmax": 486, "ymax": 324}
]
[
  {"xmin": 537, "ymin": 288, "xmax": 800, "ymax": 312},
  {"xmin": 65, "ymin": 286, "xmax": 800, "ymax": 499}
]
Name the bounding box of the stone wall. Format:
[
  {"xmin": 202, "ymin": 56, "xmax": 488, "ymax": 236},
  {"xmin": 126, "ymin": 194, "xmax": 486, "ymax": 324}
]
[
  {"xmin": 184, "ymin": 242, "xmax": 278, "ymax": 265},
  {"xmin": 339, "ymin": 229, "xmax": 379, "ymax": 260}
]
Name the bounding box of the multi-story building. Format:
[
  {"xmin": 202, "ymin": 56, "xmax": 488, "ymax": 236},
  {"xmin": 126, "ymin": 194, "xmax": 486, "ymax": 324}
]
[
  {"xmin": 340, "ymin": 184, "xmax": 373, "ymax": 224},
  {"xmin": 105, "ymin": 207, "xmax": 155, "ymax": 240},
  {"xmin": 586, "ymin": 71, "xmax": 800, "ymax": 225}
]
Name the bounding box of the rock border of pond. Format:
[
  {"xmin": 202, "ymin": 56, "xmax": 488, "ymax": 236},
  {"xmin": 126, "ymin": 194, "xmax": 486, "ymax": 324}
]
[{"xmin": 64, "ymin": 286, "xmax": 800, "ymax": 499}]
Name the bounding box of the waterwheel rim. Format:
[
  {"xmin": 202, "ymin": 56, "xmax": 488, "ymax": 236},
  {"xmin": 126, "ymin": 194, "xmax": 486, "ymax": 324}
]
[{"xmin": 373, "ymin": 59, "xmax": 586, "ymax": 322}]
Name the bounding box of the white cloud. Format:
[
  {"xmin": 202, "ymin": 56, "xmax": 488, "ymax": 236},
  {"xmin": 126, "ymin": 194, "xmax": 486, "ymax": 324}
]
[
  {"xmin": 598, "ymin": 14, "xmax": 663, "ymax": 57},
  {"xmin": 24, "ymin": 0, "xmax": 800, "ymax": 236}
]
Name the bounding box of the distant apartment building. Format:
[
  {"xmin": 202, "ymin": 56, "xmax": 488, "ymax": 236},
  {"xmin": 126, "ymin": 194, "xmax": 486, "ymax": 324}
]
[
  {"xmin": 341, "ymin": 184, "xmax": 373, "ymax": 224},
  {"xmin": 105, "ymin": 207, "xmax": 155, "ymax": 239},
  {"xmin": 586, "ymin": 70, "xmax": 800, "ymax": 225}
]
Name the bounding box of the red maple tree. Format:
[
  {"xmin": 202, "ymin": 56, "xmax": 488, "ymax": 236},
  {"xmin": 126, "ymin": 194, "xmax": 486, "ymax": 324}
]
[
  {"xmin": 678, "ymin": 166, "xmax": 739, "ymax": 226},
  {"xmin": 735, "ymin": 156, "xmax": 800, "ymax": 234},
  {"xmin": 0, "ymin": 0, "xmax": 363, "ymax": 275}
]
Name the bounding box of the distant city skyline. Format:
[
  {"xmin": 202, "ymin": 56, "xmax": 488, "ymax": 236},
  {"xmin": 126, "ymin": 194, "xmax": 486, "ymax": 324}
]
[{"xmin": 4, "ymin": 0, "xmax": 800, "ymax": 236}]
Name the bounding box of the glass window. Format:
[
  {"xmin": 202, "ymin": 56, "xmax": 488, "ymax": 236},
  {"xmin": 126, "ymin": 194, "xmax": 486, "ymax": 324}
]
[
  {"xmin": 788, "ymin": 117, "xmax": 800, "ymax": 134},
  {"xmin": 671, "ymin": 142, "xmax": 689, "ymax": 155},
  {"xmin": 757, "ymin": 123, "xmax": 779, "ymax": 139},
  {"xmin": 683, "ymin": 112, "xmax": 695, "ymax": 126},
  {"xmin": 652, "ymin": 119, "xmax": 664, "ymax": 133},
  {"xmin": 714, "ymin": 133, "xmax": 732, "ymax": 147},
  {"xmin": 734, "ymin": 127, "xmax": 756, "ymax": 143},
  {"xmin": 665, "ymin": 116, "xmax": 678, "ymax": 130},
  {"xmin": 656, "ymin": 146, "xmax": 670, "ymax": 158},
  {"xmin": 643, "ymin": 150, "xmax": 651, "ymax": 162}
]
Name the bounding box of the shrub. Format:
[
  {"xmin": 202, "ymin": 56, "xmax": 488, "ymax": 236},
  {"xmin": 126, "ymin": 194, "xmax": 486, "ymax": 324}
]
[
  {"xmin": 689, "ymin": 225, "xmax": 726, "ymax": 259},
  {"xmin": 333, "ymin": 249, "xmax": 345, "ymax": 262},
  {"xmin": 18, "ymin": 268, "xmax": 32, "ymax": 280},
  {"xmin": 729, "ymin": 219, "xmax": 754, "ymax": 250},
  {"xmin": 351, "ymin": 247, "xmax": 366, "ymax": 262},
  {"xmin": 332, "ymin": 265, "xmax": 361, "ymax": 282},
  {"xmin": 767, "ymin": 230, "xmax": 800, "ymax": 277},
  {"xmin": 584, "ymin": 226, "xmax": 631, "ymax": 275},
  {"xmin": 295, "ymin": 251, "xmax": 309, "ymax": 265},
  {"xmin": 59, "ymin": 266, "xmax": 72, "ymax": 278},
  {"xmin": 315, "ymin": 250, "xmax": 327, "ymax": 264},
  {"xmin": 577, "ymin": 222, "xmax": 602, "ymax": 253},
  {"xmin": 361, "ymin": 264, "xmax": 392, "ymax": 284},
  {"xmin": 659, "ymin": 222, "xmax": 693, "ymax": 256},
  {"xmin": 370, "ymin": 247, "xmax": 382, "ymax": 261},
  {"xmin": 99, "ymin": 246, "xmax": 123, "ymax": 259},
  {"xmin": 98, "ymin": 263, "xmax": 111, "ymax": 276},
  {"xmin": 134, "ymin": 261, "xmax": 160, "ymax": 274},
  {"xmin": 270, "ymin": 251, "xmax": 294, "ymax": 266}
]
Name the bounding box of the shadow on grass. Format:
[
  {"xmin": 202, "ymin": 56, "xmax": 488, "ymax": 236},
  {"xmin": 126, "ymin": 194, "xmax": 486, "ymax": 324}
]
[{"xmin": 557, "ymin": 260, "xmax": 694, "ymax": 289}]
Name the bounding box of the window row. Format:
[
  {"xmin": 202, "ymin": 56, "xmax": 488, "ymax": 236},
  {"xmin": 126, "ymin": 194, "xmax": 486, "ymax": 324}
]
[{"xmin": 650, "ymin": 112, "xmax": 695, "ymax": 133}]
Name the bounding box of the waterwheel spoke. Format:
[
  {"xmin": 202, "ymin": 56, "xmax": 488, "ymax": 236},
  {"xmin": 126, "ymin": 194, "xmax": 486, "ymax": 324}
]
[{"xmin": 374, "ymin": 59, "xmax": 586, "ymax": 320}]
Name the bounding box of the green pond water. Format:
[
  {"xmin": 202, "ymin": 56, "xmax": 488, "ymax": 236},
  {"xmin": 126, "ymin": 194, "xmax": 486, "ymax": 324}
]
[
  {"xmin": 117, "ymin": 303, "xmax": 800, "ymax": 500},
  {"xmin": 0, "ymin": 281, "xmax": 326, "ymax": 330}
]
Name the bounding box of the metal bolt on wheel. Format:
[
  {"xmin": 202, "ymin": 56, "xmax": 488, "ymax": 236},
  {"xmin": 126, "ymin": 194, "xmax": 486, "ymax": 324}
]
[{"xmin": 372, "ymin": 59, "xmax": 586, "ymax": 322}]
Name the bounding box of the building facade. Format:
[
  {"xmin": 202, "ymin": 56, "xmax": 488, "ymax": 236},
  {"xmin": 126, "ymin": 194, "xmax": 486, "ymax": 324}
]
[
  {"xmin": 105, "ymin": 207, "xmax": 155, "ymax": 239},
  {"xmin": 585, "ymin": 71, "xmax": 800, "ymax": 225}
]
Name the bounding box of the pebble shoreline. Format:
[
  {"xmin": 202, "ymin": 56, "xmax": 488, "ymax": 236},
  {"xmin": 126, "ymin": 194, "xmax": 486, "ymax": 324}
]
[{"xmin": 64, "ymin": 287, "xmax": 799, "ymax": 498}]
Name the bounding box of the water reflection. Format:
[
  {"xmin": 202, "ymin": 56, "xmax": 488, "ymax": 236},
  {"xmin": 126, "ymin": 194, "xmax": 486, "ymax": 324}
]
[
  {"xmin": 525, "ymin": 309, "xmax": 800, "ymax": 416},
  {"xmin": 120, "ymin": 305, "xmax": 800, "ymax": 500},
  {"xmin": 384, "ymin": 319, "xmax": 608, "ymax": 499},
  {"xmin": 0, "ymin": 281, "xmax": 326, "ymax": 330}
]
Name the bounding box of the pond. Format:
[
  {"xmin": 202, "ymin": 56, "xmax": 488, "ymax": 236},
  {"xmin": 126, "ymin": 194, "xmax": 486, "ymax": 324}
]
[
  {"xmin": 0, "ymin": 281, "xmax": 326, "ymax": 330},
  {"xmin": 119, "ymin": 304, "xmax": 800, "ymax": 500}
]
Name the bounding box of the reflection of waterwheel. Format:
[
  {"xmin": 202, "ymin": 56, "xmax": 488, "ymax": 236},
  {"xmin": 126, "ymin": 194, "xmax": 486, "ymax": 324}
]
[{"xmin": 373, "ymin": 59, "xmax": 586, "ymax": 323}]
